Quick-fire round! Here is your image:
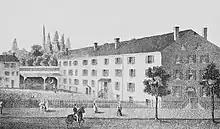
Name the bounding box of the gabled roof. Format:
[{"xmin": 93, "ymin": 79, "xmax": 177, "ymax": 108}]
[
  {"xmin": 0, "ymin": 55, "xmax": 19, "ymax": 62},
  {"xmin": 63, "ymin": 29, "xmax": 199, "ymax": 59}
]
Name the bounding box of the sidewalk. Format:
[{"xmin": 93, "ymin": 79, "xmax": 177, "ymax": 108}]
[{"xmin": 1, "ymin": 108, "xmax": 220, "ymax": 119}]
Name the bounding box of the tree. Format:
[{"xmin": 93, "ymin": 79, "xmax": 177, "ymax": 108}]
[
  {"xmin": 48, "ymin": 57, "xmax": 58, "ymax": 66},
  {"xmin": 31, "ymin": 45, "xmax": 43, "ymax": 57},
  {"xmin": 143, "ymin": 66, "xmax": 171, "ymax": 120},
  {"xmin": 40, "ymin": 59, "xmax": 49, "ymax": 66},
  {"xmin": 33, "ymin": 56, "xmax": 44, "ymax": 66},
  {"xmin": 200, "ymin": 63, "xmax": 220, "ymax": 123},
  {"xmin": 26, "ymin": 58, "xmax": 35, "ymax": 66}
]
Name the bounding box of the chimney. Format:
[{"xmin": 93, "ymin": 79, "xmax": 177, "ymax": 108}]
[
  {"xmin": 174, "ymin": 26, "xmax": 179, "ymax": 41},
  {"xmin": 114, "ymin": 38, "xmax": 120, "ymax": 49},
  {"xmin": 203, "ymin": 27, "xmax": 207, "ymax": 40},
  {"xmin": 94, "ymin": 42, "xmax": 98, "ymax": 51}
]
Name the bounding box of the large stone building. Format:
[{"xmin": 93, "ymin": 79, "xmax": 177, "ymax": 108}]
[
  {"xmin": 57, "ymin": 26, "xmax": 220, "ymax": 105},
  {"xmin": 0, "ymin": 54, "xmax": 20, "ymax": 88}
]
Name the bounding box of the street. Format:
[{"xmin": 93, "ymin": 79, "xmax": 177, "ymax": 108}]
[{"xmin": 0, "ymin": 117, "xmax": 220, "ymax": 129}]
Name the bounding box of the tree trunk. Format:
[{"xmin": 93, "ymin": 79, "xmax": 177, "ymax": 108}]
[
  {"xmin": 155, "ymin": 96, "xmax": 159, "ymax": 120},
  {"xmin": 211, "ymin": 86, "xmax": 215, "ymax": 123}
]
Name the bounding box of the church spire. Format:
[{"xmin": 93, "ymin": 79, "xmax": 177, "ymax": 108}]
[
  {"xmin": 12, "ymin": 38, "xmax": 18, "ymax": 53},
  {"xmin": 43, "ymin": 25, "xmax": 46, "ymax": 51}
]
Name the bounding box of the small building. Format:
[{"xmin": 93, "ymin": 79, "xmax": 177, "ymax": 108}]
[{"xmin": 0, "ymin": 54, "xmax": 20, "ymax": 88}]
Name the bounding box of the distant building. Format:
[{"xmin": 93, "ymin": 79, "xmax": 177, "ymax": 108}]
[
  {"xmin": 57, "ymin": 26, "xmax": 220, "ymax": 107},
  {"xmin": 0, "ymin": 54, "xmax": 20, "ymax": 88}
]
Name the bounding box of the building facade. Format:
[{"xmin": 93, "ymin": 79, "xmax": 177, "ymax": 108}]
[
  {"xmin": 58, "ymin": 26, "xmax": 220, "ymax": 106},
  {"xmin": 0, "ymin": 54, "xmax": 20, "ymax": 88}
]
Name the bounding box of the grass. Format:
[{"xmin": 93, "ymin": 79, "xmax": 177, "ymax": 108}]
[{"xmin": 0, "ymin": 88, "xmax": 94, "ymax": 101}]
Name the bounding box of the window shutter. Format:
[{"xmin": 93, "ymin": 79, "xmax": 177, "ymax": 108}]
[
  {"xmin": 193, "ymin": 70, "xmax": 196, "ymax": 80},
  {"xmin": 186, "ymin": 55, "xmax": 189, "ymax": 64},
  {"xmin": 193, "ymin": 55, "xmax": 196, "ymax": 63},
  {"xmin": 186, "ymin": 70, "xmax": 189, "ymax": 80},
  {"xmin": 180, "ymin": 70, "xmax": 183, "ymax": 80},
  {"xmin": 173, "ymin": 69, "xmax": 176, "ymax": 79}
]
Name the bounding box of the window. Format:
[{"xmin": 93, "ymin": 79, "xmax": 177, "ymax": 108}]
[
  {"xmin": 200, "ymin": 54, "xmax": 209, "ymax": 63},
  {"xmin": 63, "ymin": 78, "xmax": 67, "ymax": 84},
  {"xmin": 73, "ymin": 61, "xmax": 78, "ymax": 66},
  {"xmin": 115, "ymin": 58, "xmax": 122, "ymax": 64},
  {"xmin": 5, "ymin": 71, "xmax": 10, "ymax": 76},
  {"xmin": 16, "ymin": 71, "xmax": 19, "ymax": 76},
  {"xmin": 11, "ymin": 63, "xmax": 16, "ymax": 68},
  {"xmin": 173, "ymin": 69, "xmax": 183, "ymax": 80},
  {"xmin": 68, "ymin": 70, "xmax": 73, "ymax": 76},
  {"xmin": 63, "ymin": 70, "xmax": 66, "ymax": 76},
  {"xmin": 4, "ymin": 63, "xmax": 9, "ymax": 68},
  {"xmin": 69, "ymin": 78, "xmax": 72, "ymax": 84},
  {"xmin": 129, "ymin": 69, "xmax": 136, "ymax": 77},
  {"xmin": 91, "ymin": 80, "xmax": 95, "ymax": 87},
  {"xmin": 69, "ymin": 86, "xmax": 71, "ymax": 91},
  {"xmin": 83, "ymin": 60, "xmax": 88, "ymax": 65},
  {"xmin": 83, "ymin": 80, "xmax": 88, "ymax": 86},
  {"xmin": 115, "ymin": 69, "xmax": 122, "ymax": 77},
  {"xmin": 129, "ymin": 96, "xmax": 134, "ymax": 102},
  {"xmin": 145, "ymin": 69, "xmax": 149, "ymax": 77},
  {"xmin": 82, "ymin": 69, "xmax": 88, "ymax": 76},
  {"xmin": 146, "ymin": 55, "xmax": 154, "ymax": 64},
  {"xmin": 69, "ymin": 61, "xmax": 72, "ymax": 66},
  {"xmin": 91, "ymin": 69, "xmax": 97, "ymax": 76},
  {"xmin": 104, "ymin": 58, "xmax": 109, "ymax": 65},
  {"xmin": 12, "ymin": 72, "xmax": 15, "ymax": 76},
  {"xmin": 91, "ymin": 59, "xmax": 97, "ymax": 65},
  {"xmin": 187, "ymin": 55, "xmax": 196, "ymax": 64},
  {"xmin": 63, "ymin": 61, "xmax": 68, "ymax": 66},
  {"xmin": 127, "ymin": 57, "xmax": 135, "ymax": 64},
  {"xmin": 115, "ymin": 82, "xmax": 120, "ymax": 90},
  {"xmin": 59, "ymin": 61, "xmax": 61, "ymax": 66},
  {"xmin": 75, "ymin": 70, "xmax": 78, "ymax": 76},
  {"xmin": 5, "ymin": 78, "xmax": 9, "ymax": 82},
  {"xmin": 103, "ymin": 69, "xmax": 109, "ymax": 77},
  {"xmin": 172, "ymin": 86, "xmax": 182, "ymax": 97},
  {"xmin": 127, "ymin": 83, "xmax": 135, "ymax": 92},
  {"xmin": 58, "ymin": 78, "xmax": 61, "ymax": 83},
  {"xmin": 116, "ymin": 94, "xmax": 120, "ymax": 100},
  {"xmin": 186, "ymin": 69, "xmax": 196, "ymax": 80},
  {"xmin": 74, "ymin": 79, "xmax": 79, "ymax": 85}
]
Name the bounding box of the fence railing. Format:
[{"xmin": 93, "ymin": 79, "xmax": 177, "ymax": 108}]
[{"xmin": 2, "ymin": 99, "xmax": 220, "ymax": 109}]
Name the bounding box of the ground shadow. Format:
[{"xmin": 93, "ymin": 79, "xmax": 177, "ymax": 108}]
[
  {"xmin": 94, "ymin": 111, "xmax": 104, "ymax": 114},
  {"xmin": 68, "ymin": 126, "xmax": 90, "ymax": 129},
  {"xmin": 1, "ymin": 113, "xmax": 9, "ymax": 115},
  {"xmin": 45, "ymin": 109, "xmax": 56, "ymax": 113}
]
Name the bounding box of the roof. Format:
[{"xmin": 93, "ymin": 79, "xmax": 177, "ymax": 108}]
[
  {"xmin": 62, "ymin": 29, "xmax": 199, "ymax": 59},
  {"xmin": 20, "ymin": 73, "xmax": 62, "ymax": 77},
  {"xmin": 0, "ymin": 55, "xmax": 19, "ymax": 62}
]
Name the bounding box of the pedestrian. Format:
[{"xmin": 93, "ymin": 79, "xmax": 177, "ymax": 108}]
[
  {"xmin": 93, "ymin": 100, "xmax": 98, "ymax": 113},
  {"xmin": 117, "ymin": 101, "xmax": 122, "ymax": 116},
  {"xmin": 0, "ymin": 101, "xmax": 3, "ymax": 115}
]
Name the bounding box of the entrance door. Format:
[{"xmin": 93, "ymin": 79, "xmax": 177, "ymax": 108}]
[
  {"xmin": 103, "ymin": 82, "xmax": 108, "ymax": 92},
  {"xmin": 11, "ymin": 80, "xmax": 14, "ymax": 88},
  {"xmin": 186, "ymin": 87, "xmax": 198, "ymax": 109}
]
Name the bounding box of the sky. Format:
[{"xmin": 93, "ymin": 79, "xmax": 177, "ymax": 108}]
[{"xmin": 0, "ymin": 0, "xmax": 220, "ymax": 53}]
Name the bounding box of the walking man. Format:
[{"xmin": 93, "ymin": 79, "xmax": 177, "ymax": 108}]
[{"xmin": 0, "ymin": 100, "xmax": 3, "ymax": 115}]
